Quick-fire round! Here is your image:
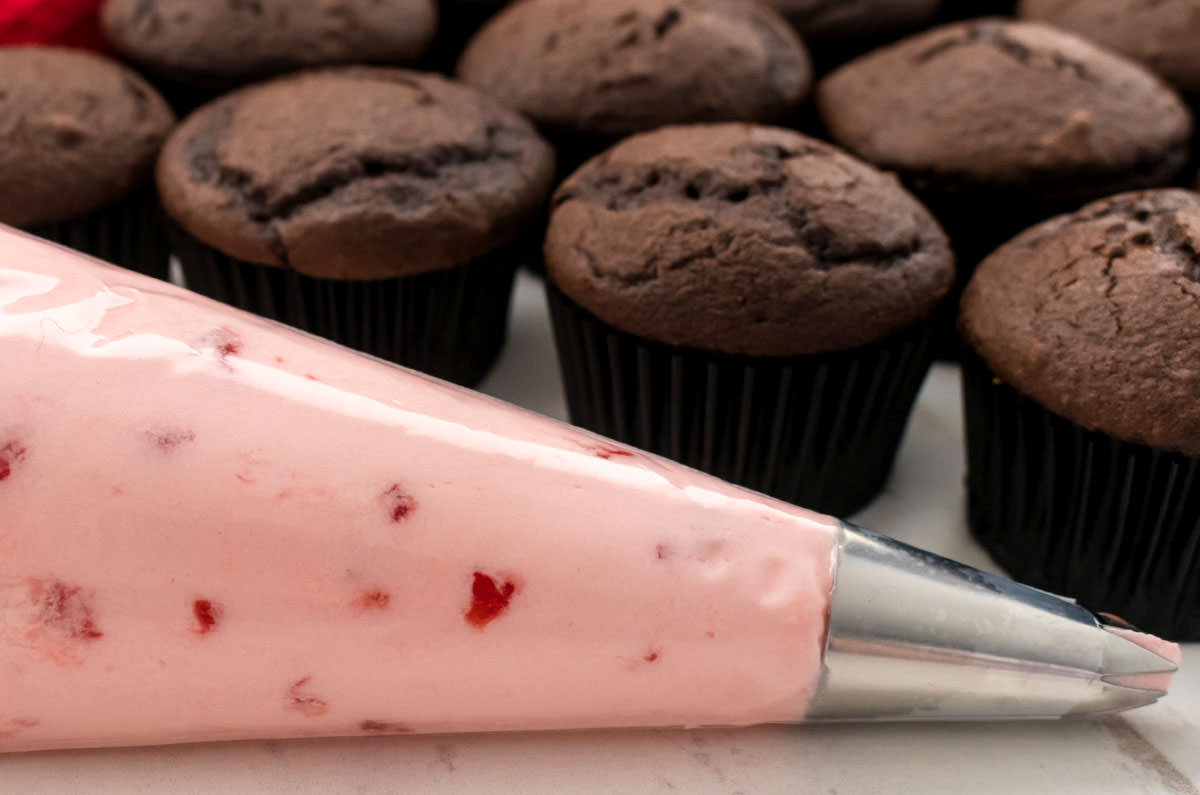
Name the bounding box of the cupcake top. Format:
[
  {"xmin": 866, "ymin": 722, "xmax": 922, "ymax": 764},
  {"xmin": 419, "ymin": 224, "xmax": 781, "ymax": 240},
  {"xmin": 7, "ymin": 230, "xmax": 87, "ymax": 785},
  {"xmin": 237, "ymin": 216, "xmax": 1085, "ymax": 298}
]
[
  {"xmin": 456, "ymin": 0, "xmax": 811, "ymax": 139},
  {"xmin": 817, "ymin": 20, "xmax": 1191, "ymax": 198},
  {"xmin": 0, "ymin": 46, "xmax": 175, "ymax": 228},
  {"xmin": 544, "ymin": 124, "xmax": 954, "ymax": 357},
  {"xmin": 960, "ymin": 189, "xmax": 1200, "ymax": 457},
  {"xmin": 102, "ymin": 0, "xmax": 438, "ymax": 89},
  {"xmin": 764, "ymin": 0, "xmax": 940, "ymax": 43},
  {"xmin": 1019, "ymin": 0, "xmax": 1200, "ymax": 96},
  {"xmin": 157, "ymin": 68, "xmax": 555, "ymax": 280}
]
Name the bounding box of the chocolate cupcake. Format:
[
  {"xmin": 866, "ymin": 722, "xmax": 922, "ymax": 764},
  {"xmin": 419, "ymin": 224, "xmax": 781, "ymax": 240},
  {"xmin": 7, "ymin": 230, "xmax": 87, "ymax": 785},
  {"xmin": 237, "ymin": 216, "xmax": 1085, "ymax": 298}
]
[
  {"xmin": 0, "ymin": 46, "xmax": 175, "ymax": 279},
  {"xmin": 762, "ymin": 0, "xmax": 941, "ymax": 70},
  {"xmin": 102, "ymin": 0, "xmax": 438, "ymax": 109},
  {"xmin": 544, "ymin": 123, "xmax": 954, "ymax": 516},
  {"xmin": 1019, "ymin": 0, "xmax": 1200, "ymax": 97},
  {"xmin": 959, "ymin": 189, "xmax": 1200, "ymax": 640},
  {"xmin": 158, "ymin": 67, "xmax": 554, "ymax": 387},
  {"xmin": 456, "ymin": 0, "xmax": 812, "ymax": 173},
  {"xmin": 1018, "ymin": 0, "xmax": 1200, "ymax": 177},
  {"xmin": 818, "ymin": 19, "xmax": 1192, "ymax": 277}
]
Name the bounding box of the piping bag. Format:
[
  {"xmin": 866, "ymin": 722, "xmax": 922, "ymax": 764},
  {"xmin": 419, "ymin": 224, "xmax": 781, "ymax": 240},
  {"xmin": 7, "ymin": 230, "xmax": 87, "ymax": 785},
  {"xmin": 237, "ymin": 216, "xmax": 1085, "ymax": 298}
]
[{"xmin": 0, "ymin": 226, "xmax": 1179, "ymax": 753}]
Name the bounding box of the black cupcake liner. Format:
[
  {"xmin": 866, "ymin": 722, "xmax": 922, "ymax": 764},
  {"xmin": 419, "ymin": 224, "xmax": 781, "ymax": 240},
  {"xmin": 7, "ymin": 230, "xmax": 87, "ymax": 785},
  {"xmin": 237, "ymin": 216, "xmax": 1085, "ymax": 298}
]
[
  {"xmin": 171, "ymin": 226, "xmax": 518, "ymax": 387},
  {"xmin": 28, "ymin": 187, "xmax": 170, "ymax": 281},
  {"xmin": 961, "ymin": 354, "xmax": 1200, "ymax": 640},
  {"xmin": 546, "ymin": 284, "xmax": 936, "ymax": 517}
]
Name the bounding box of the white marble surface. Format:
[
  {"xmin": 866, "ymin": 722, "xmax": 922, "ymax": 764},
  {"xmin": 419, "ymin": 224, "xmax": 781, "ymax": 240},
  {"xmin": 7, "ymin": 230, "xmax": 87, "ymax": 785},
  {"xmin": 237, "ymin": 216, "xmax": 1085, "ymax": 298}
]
[{"xmin": 7, "ymin": 272, "xmax": 1198, "ymax": 793}]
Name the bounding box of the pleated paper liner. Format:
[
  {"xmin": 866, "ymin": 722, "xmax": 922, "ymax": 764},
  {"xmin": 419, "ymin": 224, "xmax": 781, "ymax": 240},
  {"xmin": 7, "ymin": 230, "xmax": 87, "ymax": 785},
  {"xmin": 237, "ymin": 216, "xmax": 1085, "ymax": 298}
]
[
  {"xmin": 171, "ymin": 225, "xmax": 518, "ymax": 388},
  {"xmin": 29, "ymin": 186, "xmax": 170, "ymax": 281},
  {"xmin": 961, "ymin": 354, "xmax": 1200, "ymax": 640},
  {"xmin": 546, "ymin": 284, "xmax": 936, "ymax": 517}
]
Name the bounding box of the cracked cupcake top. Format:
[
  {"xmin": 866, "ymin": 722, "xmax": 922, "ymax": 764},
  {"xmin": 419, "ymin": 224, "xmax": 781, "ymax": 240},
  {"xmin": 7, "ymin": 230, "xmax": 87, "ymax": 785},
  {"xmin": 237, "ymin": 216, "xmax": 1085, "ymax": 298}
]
[
  {"xmin": 456, "ymin": 0, "xmax": 811, "ymax": 139},
  {"xmin": 960, "ymin": 189, "xmax": 1200, "ymax": 457},
  {"xmin": 102, "ymin": 0, "xmax": 438, "ymax": 90},
  {"xmin": 818, "ymin": 19, "xmax": 1191, "ymax": 195},
  {"xmin": 0, "ymin": 47, "xmax": 175, "ymax": 228},
  {"xmin": 157, "ymin": 68, "xmax": 555, "ymax": 279},
  {"xmin": 544, "ymin": 123, "xmax": 954, "ymax": 357}
]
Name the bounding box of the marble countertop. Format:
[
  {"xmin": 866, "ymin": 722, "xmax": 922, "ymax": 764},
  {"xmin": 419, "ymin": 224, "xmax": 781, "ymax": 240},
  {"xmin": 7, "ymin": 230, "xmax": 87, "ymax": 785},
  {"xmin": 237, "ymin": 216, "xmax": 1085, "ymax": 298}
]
[{"xmin": 8, "ymin": 272, "xmax": 1198, "ymax": 794}]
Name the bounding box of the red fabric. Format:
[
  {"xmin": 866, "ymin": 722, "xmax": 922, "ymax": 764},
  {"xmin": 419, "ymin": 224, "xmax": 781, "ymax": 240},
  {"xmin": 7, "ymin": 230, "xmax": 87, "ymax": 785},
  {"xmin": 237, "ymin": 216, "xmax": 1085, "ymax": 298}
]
[{"xmin": 0, "ymin": 0, "xmax": 108, "ymax": 52}]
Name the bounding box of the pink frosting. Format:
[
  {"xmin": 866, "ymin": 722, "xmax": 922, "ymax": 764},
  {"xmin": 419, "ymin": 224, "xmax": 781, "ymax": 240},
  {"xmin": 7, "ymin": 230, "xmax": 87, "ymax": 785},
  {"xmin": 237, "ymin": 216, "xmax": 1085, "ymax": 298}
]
[{"xmin": 0, "ymin": 228, "xmax": 838, "ymax": 752}]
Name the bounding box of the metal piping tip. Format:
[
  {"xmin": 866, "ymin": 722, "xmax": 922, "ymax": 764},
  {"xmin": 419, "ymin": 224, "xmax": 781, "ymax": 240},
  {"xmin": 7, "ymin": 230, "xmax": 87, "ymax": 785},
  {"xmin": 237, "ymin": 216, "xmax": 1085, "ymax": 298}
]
[
  {"xmin": 1097, "ymin": 623, "xmax": 1179, "ymax": 689},
  {"xmin": 806, "ymin": 523, "xmax": 1182, "ymax": 721}
]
